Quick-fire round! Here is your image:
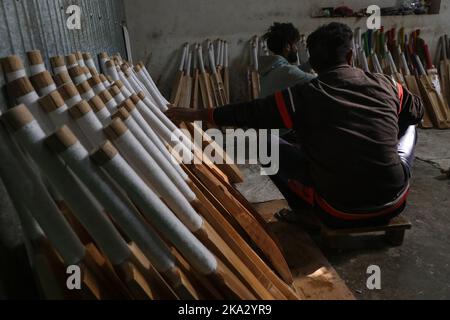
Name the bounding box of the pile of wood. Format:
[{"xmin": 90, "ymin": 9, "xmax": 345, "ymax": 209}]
[
  {"xmin": 171, "ymin": 40, "xmax": 230, "ymax": 109},
  {"xmin": 0, "ymin": 50, "xmax": 298, "ymax": 300},
  {"xmin": 354, "ymin": 27, "xmax": 450, "ymax": 129}
]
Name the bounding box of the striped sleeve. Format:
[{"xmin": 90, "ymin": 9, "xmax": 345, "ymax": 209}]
[
  {"xmin": 213, "ymin": 87, "xmax": 298, "ymax": 129},
  {"xmin": 378, "ymin": 74, "xmax": 424, "ymax": 128},
  {"xmin": 274, "ymin": 88, "xmax": 296, "ymax": 129}
]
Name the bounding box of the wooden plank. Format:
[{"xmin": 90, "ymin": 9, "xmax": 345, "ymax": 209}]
[
  {"xmin": 187, "ymin": 177, "xmax": 298, "ymax": 300},
  {"xmin": 254, "ymin": 200, "xmax": 356, "ymax": 300},
  {"xmin": 199, "ymin": 73, "xmax": 214, "ymax": 109},
  {"xmin": 223, "ymin": 67, "xmax": 230, "ymax": 103},
  {"xmin": 114, "ymin": 261, "xmax": 154, "ymax": 300},
  {"xmin": 319, "ymin": 216, "xmax": 412, "ymax": 249},
  {"xmin": 170, "ymin": 71, "xmax": 184, "ymax": 106},
  {"xmin": 196, "ymin": 222, "xmax": 277, "ymax": 300},
  {"xmin": 322, "ymin": 216, "xmax": 412, "ymax": 237},
  {"xmin": 251, "ymin": 71, "xmax": 261, "ymax": 100},
  {"xmin": 128, "ymin": 243, "xmax": 180, "ymax": 300},
  {"xmin": 182, "ymin": 122, "xmax": 245, "ymax": 183},
  {"xmin": 192, "ymin": 68, "xmax": 200, "ymax": 109},
  {"xmin": 171, "ymin": 249, "xmax": 224, "ymax": 300},
  {"xmin": 83, "ymin": 244, "xmax": 132, "ymax": 299},
  {"xmin": 187, "ymin": 163, "xmax": 293, "ymax": 285}
]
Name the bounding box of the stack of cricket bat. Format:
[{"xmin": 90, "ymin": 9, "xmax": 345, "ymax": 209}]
[
  {"xmin": 354, "ymin": 27, "xmax": 450, "ymax": 129},
  {"xmin": 170, "ymin": 40, "xmax": 230, "ymax": 109},
  {"xmin": 0, "ymin": 50, "xmax": 298, "ymax": 300}
]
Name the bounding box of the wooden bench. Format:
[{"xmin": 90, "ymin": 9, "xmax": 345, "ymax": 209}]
[
  {"xmin": 320, "ymin": 216, "xmax": 412, "ymax": 249},
  {"xmin": 254, "ymin": 200, "xmax": 356, "ymax": 300}
]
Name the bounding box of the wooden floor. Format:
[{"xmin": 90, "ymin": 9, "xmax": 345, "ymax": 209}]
[{"xmin": 254, "ymin": 200, "xmax": 355, "ymax": 300}]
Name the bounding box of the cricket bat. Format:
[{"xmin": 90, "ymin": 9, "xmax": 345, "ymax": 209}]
[
  {"xmin": 197, "ymin": 44, "xmax": 214, "ymax": 109},
  {"xmin": 179, "ymin": 49, "xmax": 193, "ymax": 108},
  {"xmin": 208, "ymin": 42, "xmax": 227, "ymax": 107},
  {"xmin": 223, "ymin": 41, "xmax": 230, "ymax": 103},
  {"xmin": 192, "ymin": 44, "xmax": 201, "ymax": 109},
  {"xmin": 385, "ymin": 44, "xmax": 405, "ymax": 85},
  {"xmin": 170, "ymin": 43, "xmax": 188, "ymax": 106},
  {"xmin": 399, "ymin": 46, "xmax": 433, "ymax": 128},
  {"xmin": 415, "ymin": 55, "xmax": 450, "ymax": 128}
]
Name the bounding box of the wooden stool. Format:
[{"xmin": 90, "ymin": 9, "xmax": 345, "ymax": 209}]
[{"xmin": 319, "ymin": 216, "xmax": 412, "ymax": 249}]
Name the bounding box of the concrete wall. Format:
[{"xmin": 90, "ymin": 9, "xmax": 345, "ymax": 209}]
[
  {"xmin": 0, "ymin": 0, "xmax": 127, "ymax": 111},
  {"xmin": 125, "ymin": 0, "xmax": 449, "ymax": 102}
]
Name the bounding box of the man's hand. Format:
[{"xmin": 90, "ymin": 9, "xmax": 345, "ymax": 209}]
[{"xmin": 165, "ymin": 107, "xmax": 209, "ymax": 124}]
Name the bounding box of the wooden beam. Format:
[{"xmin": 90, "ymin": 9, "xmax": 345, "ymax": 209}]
[
  {"xmin": 181, "ymin": 122, "xmax": 244, "ymax": 183},
  {"xmin": 187, "ymin": 172, "xmax": 299, "ymax": 300},
  {"xmin": 186, "ymin": 162, "xmax": 293, "ymax": 285}
]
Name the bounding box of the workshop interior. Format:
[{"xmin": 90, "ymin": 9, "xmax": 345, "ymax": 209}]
[{"xmin": 0, "ymin": 0, "xmax": 449, "ymax": 302}]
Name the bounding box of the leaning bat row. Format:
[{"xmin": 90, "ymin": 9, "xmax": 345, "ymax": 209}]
[
  {"xmin": 171, "ymin": 40, "xmax": 230, "ymax": 109},
  {"xmin": 0, "ymin": 50, "xmax": 297, "ymax": 300},
  {"xmin": 354, "ymin": 27, "xmax": 450, "ymax": 129}
]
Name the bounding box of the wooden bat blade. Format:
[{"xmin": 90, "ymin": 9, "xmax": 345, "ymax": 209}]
[
  {"xmin": 192, "ymin": 70, "xmax": 200, "ymax": 109},
  {"xmin": 223, "ymin": 67, "xmax": 230, "ymax": 103},
  {"xmin": 170, "ymin": 71, "xmax": 184, "ymax": 104},
  {"xmin": 199, "ymin": 73, "xmax": 215, "ymax": 109},
  {"xmin": 418, "ymin": 75, "xmax": 450, "ymax": 129},
  {"xmin": 404, "ymin": 75, "xmax": 433, "ymax": 128}
]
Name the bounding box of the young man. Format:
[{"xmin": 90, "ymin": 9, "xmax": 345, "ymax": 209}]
[
  {"xmin": 166, "ymin": 23, "xmax": 424, "ymax": 228},
  {"xmin": 260, "ymin": 22, "xmax": 315, "ymax": 98}
]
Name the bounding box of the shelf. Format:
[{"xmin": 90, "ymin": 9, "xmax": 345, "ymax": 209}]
[{"xmin": 311, "ymin": 14, "xmax": 440, "ymax": 19}]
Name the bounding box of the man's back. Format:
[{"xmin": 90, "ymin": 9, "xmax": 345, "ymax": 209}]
[
  {"xmin": 211, "ymin": 65, "xmax": 423, "ymax": 210},
  {"xmin": 166, "ymin": 22, "xmax": 424, "ymax": 222},
  {"xmin": 294, "ymin": 65, "xmax": 423, "ymax": 209}
]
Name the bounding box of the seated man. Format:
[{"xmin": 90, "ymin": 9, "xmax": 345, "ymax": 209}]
[
  {"xmin": 166, "ymin": 22, "xmax": 424, "ymax": 229},
  {"xmin": 260, "ymin": 22, "xmax": 316, "ymax": 141},
  {"xmin": 260, "ymin": 22, "xmax": 315, "ymax": 98}
]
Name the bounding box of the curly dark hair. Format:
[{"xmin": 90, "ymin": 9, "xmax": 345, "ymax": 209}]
[
  {"xmin": 307, "ymin": 22, "xmax": 353, "ymax": 72},
  {"xmin": 263, "ymin": 22, "xmax": 300, "ymax": 55}
]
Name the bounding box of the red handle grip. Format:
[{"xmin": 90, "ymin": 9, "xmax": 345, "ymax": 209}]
[{"xmin": 423, "ymin": 43, "xmax": 433, "ymax": 70}]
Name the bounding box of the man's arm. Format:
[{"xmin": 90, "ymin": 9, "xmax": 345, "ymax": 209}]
[
  {"xmin": 397, "ymin": 83, "xmax": 425, "ymax": 130},
  {"xmin": 376, "ymin": 74, "xmax": 424, "ymax": 129},
  {"xmin": 166, "ymin": 88, "xmax": 298, "ymax": 129}
]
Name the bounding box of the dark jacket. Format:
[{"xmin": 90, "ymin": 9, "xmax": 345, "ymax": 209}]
[{"xmin": 212, "ymin": 65, "xmax": 424, "ymax": 209}]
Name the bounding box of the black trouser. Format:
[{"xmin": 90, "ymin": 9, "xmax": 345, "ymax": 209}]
[{"xmin": 267, "ymin": 125, "xmax": 418, "ymax": 228}]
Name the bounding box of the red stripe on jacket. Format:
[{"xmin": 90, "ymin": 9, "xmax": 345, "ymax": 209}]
[
  {"xmin": 397, "ymin": 82, "xmax": 404, "ymax": 115},
  {"xmin": 275, "ymin": 91, "xmax": 294, "ymax": 129},
  {"xmin": 288, "ymin": 180, "xmax": 409, "ymax": 221}
]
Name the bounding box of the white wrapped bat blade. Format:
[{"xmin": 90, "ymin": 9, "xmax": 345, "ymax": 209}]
[
  {"xmin": 39, "ymin": 91, "xmax": 93, "ymax": 150},
  {"xmin": 103, "ymin": 118, "xmax": 200, "ymax": 231},
  {"xmin": 91, "ymin": 141, "xmax": 218, "ymax": 276},
  {"xmin": 46, "ymin": 126, "xmax": 176, "ymax": 273},
  {"xmin": 2, "ymin": 105, "xmax": 131, "ymax": 266},
  {"xmin": 0, "ymin": 122, "xmax": 85, "ymax": 266},
  {"xmin": 113, "ymin": 103, "xmax": 192, "ymax": 199},
  {"xmin": 130, "ymin": 94, "xmax": 189, "ymax": 180}
]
